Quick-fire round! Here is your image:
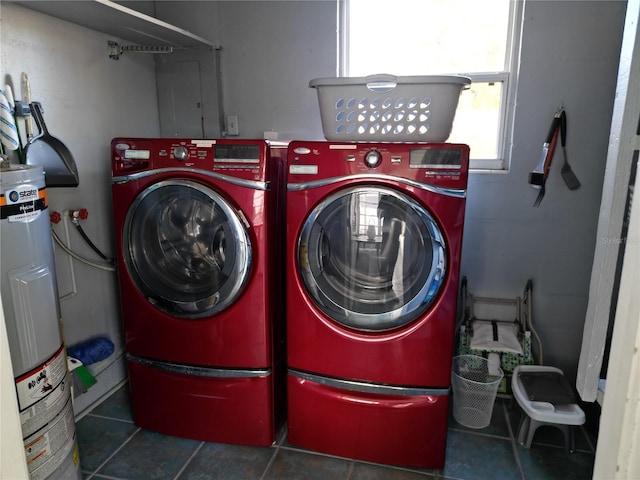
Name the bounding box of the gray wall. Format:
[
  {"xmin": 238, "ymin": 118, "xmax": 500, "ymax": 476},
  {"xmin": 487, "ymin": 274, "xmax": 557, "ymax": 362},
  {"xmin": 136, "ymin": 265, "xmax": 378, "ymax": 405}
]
[
  {"xmin": 218, "ymin": 0, "xmax": 334, "ymax": 140},
  {"xmin": 158, "ymin": 0, "xmax": 333, "ymax": 140}
]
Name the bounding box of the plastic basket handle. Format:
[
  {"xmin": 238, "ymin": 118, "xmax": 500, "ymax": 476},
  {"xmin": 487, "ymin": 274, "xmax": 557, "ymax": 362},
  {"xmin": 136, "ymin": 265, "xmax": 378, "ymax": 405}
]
[{"xmin": 365, "ymin": 74, "xmax": 398, "ymax": 93}]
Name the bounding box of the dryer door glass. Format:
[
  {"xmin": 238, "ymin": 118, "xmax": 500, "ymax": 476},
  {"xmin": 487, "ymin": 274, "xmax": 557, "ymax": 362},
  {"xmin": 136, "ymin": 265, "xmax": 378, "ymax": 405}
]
[
  {"xmin": 124, "ymin": 179, "xmax": 251, "ymax": 318},
  {"xmin": 298, "ymin": 186, "xmax": 446, "ymax": 331}
]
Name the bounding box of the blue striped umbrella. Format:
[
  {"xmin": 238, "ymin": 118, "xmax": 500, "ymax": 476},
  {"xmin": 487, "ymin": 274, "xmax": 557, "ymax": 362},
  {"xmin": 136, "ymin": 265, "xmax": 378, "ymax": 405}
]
[{"xmin": 0, "ymin": 88, "xmax": 20, "ymax": 151}]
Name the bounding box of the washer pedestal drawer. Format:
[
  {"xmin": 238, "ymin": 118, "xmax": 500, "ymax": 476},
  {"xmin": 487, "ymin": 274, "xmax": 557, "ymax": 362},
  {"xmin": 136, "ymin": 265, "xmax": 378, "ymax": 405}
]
[
  {"xmin": 128, "ymin": 360, "xmax": 279, "ymax": 446},
  {"xmin": 286, "ymin": 373, "xmax": 450, "ymax": 468}
]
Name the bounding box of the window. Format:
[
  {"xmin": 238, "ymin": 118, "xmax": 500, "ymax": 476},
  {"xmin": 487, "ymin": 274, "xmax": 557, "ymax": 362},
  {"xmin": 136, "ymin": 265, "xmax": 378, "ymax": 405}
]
[{"xmin": 340, "ymin": 0, "xmax": 522, "ymax": 170}]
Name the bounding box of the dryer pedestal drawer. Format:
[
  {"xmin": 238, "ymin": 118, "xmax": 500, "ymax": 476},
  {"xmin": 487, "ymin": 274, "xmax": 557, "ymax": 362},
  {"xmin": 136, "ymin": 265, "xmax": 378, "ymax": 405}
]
[
  {"xmin": 286, "ymin": 373, "xmax": 450, "ymax": 468},
  {"xmin": 127, "ymin": 360, "xmax": 279, "ymax": 446}
]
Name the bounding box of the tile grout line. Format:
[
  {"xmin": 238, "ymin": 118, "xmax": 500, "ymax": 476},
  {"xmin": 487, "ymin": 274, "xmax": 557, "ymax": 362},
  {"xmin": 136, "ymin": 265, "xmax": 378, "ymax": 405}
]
[
  {"xmin": 82, "ymin": 473, "xmax": 129, "ymax": 480},
  {"xmin": 89, "ymin": 426, "xmax": 142, "ymax": 478},
  {"xmin": 86, "ymin": 412, "xmax": 136, "ymax": 424},
  {"xmin": 172, "ymin": 441, "xmax": 205, "ymax": 480},
  {"xmin": 259, "ymin": 422, "xmax": 292, "ymax": 480},
  {"xmin": 279, "ymin": 443, "xmax": 437, "ymax": 478},
  {"xmin": 259, "ymin": 439, "xmax": 283, "ymax": 479},
  {"xmin": 346, "ymin": 456, "xmax": 435, "ymax": 478},
  {"xmin": 502, "ymin": 401, "xmax": 526, "ymax": 480},
  {"xmin": 276, "ymin": 421, "xmax": 437, "ymax": 477},
  {"xmin": 448, "ymin": 426, "xmax": 512, "ymax": 441},
  {"xmin": 345, "ymin": 461, "xmax": 356, "ymax": 479}
]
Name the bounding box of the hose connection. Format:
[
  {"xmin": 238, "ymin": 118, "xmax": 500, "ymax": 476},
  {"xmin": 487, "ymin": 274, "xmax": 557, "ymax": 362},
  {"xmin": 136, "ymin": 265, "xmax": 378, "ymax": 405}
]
[{"xmin": 67, "ymin": 208, "xmax": 89, "ymax": 225}]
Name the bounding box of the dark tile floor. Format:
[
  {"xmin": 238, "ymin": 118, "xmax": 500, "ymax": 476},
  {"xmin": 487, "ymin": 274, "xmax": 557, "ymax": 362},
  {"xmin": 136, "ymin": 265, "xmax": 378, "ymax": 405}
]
[{"xmin": 75, "ymin": 384, "xmax": 596, "ymax": 480}]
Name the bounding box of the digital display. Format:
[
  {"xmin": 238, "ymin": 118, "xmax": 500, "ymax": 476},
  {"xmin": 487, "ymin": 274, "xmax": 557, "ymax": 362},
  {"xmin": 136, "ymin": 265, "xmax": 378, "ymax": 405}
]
[
  {"xmin": 409, "ymin": 148, "xmax": 462, "ymax": 169},
  {"xmin": 124, "ymin": 150, "xmax": 150, "ymax": 160},
  {"xmin": 214, "ymin": 144, "xmax": 260, "ymax": 163}
]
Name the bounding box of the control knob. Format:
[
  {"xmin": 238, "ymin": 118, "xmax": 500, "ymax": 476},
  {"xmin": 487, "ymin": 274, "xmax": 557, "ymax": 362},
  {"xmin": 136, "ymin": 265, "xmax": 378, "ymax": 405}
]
[
  {"xmin": 364, "ymin": 149, "xmax": 382, "ymax": 168},
  {"xmin": 173, "ymin": 146, "xmax": 189, "ymax": 161}
]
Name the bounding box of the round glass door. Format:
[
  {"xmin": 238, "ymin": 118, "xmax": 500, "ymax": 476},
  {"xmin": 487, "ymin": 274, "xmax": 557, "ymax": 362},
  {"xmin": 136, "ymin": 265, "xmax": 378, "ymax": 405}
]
[
  {"xmin": 298, "ymin": 186, "xmax": 446, "ymax": 331},
  {"xmin": 124, "ymin": 179, "xmax": 251, "ymax": 318}
]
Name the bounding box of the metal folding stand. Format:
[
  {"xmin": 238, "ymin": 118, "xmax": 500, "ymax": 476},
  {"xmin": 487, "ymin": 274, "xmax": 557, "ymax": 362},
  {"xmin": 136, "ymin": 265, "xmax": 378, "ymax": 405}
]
[{"xmin": 456, "ymin": 277, "xmax": 541, "ymax": 395}]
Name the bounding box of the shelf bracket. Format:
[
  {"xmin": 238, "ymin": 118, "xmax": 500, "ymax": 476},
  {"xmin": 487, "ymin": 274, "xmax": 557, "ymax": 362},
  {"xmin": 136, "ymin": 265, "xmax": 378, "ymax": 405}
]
[{"xmin": 108, "ymin": 40, "xmax": 173, "ymax": 60}]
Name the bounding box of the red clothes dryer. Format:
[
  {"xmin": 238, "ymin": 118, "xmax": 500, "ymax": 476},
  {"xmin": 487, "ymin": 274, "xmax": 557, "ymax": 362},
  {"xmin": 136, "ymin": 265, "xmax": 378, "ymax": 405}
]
[
  {"xmin": 111, "ymin": 138, "xmax": 286, "ymax": 446},
  {"xmin": 286, "ymin": 141, "xmax": 469, "ymax": 467}
]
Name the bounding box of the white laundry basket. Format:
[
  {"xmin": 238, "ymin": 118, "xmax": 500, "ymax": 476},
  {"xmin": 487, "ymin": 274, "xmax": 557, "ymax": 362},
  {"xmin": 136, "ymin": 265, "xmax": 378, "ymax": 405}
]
[
  {"xmin": 310, "ymin": 74, "xmax": 471, "ymax": 142},
  {"xmin": 451, "ymin": 355, "xmax": 504, "ymax": 429}
]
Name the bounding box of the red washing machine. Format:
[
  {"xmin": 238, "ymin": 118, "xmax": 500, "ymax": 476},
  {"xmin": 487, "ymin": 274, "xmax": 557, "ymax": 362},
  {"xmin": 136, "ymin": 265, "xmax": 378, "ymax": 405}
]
[
  {"xmin": 111, "ymin": 138, "xmax": 286, "ymax": 446},
  {"xmin": 286, "ymin": 141, "xmax": 469, "ymax": 467}
]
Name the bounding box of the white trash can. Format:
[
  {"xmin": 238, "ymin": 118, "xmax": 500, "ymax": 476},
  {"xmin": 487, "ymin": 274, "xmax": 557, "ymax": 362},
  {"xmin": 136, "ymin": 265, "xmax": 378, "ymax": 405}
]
[{"xmin": 451, "ymin": 355, "xmax": 504, "ymax": 429}]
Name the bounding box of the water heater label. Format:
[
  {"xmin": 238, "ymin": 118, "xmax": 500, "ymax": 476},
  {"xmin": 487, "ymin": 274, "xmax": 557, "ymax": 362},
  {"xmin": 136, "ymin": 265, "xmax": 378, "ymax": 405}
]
[
  {"xmin": 0, "ymin": 185, "xmax": 47, "ymax": 222},
  {"xmin": 24, "ymin": 397, "xmax": 77, "ymax": 480},
  {"xmin": 15, "ymin": 345, "xmax": 69, "ymax": 437}
]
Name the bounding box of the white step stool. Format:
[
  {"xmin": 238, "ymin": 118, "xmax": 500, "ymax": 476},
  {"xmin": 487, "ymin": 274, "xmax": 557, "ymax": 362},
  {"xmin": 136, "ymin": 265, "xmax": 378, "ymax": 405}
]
[{"xmin": 512, "ymin": 365, "xmax": 585, "ymax": 453}]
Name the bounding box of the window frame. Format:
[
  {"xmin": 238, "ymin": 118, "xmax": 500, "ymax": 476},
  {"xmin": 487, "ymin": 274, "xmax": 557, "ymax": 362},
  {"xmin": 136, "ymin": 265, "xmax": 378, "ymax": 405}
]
[{"xmin": 336, "ymin": 0, "xmax": 524, "ymax": 172}]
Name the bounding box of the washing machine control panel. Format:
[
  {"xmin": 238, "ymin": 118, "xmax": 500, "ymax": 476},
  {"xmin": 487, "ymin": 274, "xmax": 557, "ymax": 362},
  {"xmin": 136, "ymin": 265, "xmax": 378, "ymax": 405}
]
[{"xmin": 111, "ymin": 138, "xmax": 271, "ymax": 182}]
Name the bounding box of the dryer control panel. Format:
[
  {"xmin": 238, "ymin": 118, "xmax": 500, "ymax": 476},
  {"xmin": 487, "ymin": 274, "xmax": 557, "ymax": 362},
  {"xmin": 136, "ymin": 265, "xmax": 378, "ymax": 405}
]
[
  {"xmin": 288, "ymin": 141, "xmax": 469, "ymax": 192},
  {"xmin": 111, "ymin": 138, "xmax": 270, "ymax": 182}
]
